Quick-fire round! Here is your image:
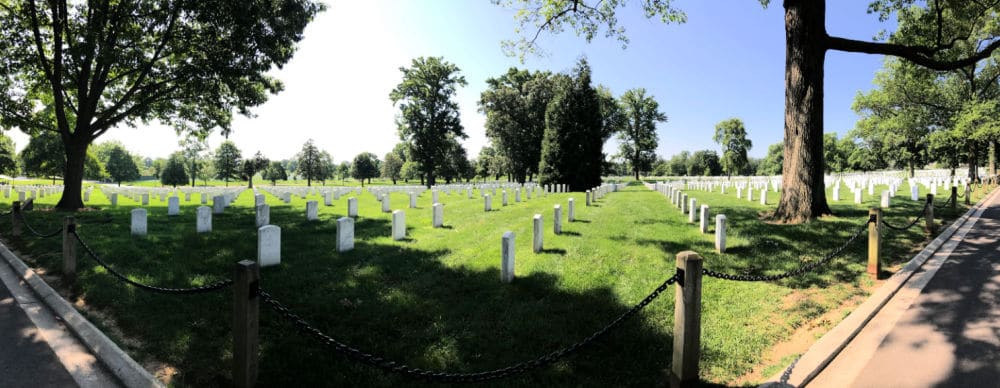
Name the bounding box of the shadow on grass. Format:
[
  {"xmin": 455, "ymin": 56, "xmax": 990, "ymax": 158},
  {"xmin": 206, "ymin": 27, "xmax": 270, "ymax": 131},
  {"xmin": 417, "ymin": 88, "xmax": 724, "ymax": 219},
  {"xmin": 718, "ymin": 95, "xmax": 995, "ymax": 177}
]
[{"xmin": 8, "ymin": 205, "xmax": 680, "ymax": 387}]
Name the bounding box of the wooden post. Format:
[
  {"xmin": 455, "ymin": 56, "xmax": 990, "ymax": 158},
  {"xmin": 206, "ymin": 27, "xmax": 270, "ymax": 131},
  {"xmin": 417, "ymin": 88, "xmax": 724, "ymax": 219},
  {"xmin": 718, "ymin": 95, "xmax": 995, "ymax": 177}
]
[
  {"xmin": 867, "ymin": 208, "xmax": 881, "ymax": 280},
  {"xmin": 951, "ymin": 186, "xmax": 958, "ymax": 211},
  {"xmin": 62, "ymin": 217, "xmax": 77, "ymax": 286},
  {"xmin": 965, "ymin": 183, "xmax": 971, "ymax": 205},
  {"xmin": 11, "ymin": 201, "xmax": 21, "ymax": 237},
  {"xmin": 233, "ymin": 260, "xmax": 260, "ymax": 388},
  {"xmin": 670, "ymin": 251, "xmax": 703, "ymax": 387},
  {"xmin": 925, "ymin": 194, "xmax": 935, "ymax": 233}
]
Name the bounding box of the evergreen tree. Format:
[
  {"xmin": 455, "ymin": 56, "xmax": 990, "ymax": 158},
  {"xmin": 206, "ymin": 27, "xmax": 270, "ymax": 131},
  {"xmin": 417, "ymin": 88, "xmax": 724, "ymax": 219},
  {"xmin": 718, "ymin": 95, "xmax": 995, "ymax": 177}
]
[
  {"xmin": 538, "ymin": 58, "xmax": 604, "ymax": 191},
  {"xmin": 213, "ymin": 141, "xmax": 242, "ymax": 186},
  {"xmin": 160, "ymin": 153, "xmax": 188, "ymax": 188}
]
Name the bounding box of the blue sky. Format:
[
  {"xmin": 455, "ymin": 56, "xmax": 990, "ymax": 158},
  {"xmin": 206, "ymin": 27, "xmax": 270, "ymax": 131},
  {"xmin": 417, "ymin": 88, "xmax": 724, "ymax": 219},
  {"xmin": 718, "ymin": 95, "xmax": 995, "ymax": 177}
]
[{"xmin": 11, "ymin": 0, "xmax": 897, "ymax": 161}]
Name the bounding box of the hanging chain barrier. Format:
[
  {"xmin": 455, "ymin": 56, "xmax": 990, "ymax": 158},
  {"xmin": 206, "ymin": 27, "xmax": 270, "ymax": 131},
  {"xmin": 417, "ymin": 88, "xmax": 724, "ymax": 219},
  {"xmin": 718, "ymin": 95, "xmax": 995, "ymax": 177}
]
[
  {"xmin": 933, "ymin": 192, "xmax": 955, "ymax": 210},
  {"xmin": 881, "ymin": 201, "xmax": 930, "ymax": 231},
  {"xmin": 71, "ymin": 230, "xmax": 233, "ymax": 295},
  {"xmin": 258, "ymin": 271, "xmax": 680, "ymax": 383},
  {"xmin": 701, "ymin": 216, "xmax": 874, "ymax": 282},
  {"xmin": 16, "ymin": 211, "xmax": 63, "ymax": 238}
]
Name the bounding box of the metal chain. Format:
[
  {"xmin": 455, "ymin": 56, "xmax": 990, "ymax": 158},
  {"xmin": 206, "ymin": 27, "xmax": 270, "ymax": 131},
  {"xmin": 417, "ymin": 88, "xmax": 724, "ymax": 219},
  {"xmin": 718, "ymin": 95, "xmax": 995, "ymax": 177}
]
[
  {"xmin": 259, "ymin": 272, "xmax": 679, "ymax": 383},
  {"xmin": 15, "ymin": 212, "xmax": 62, "ymax": 238},
  {"xmin": 881, "ymin": 201, "xmax": 929, "ymax": 231},
  {"xmin": 702, "ymin": 217, "xmax": 872, "ymax": 282},
  {"xmin": 71, "ymin": 230, "xmax": 232, "ymax": 294},
  {"xmin": 933, "ymin": 193, "xmax": 955, "ymax": 210}
]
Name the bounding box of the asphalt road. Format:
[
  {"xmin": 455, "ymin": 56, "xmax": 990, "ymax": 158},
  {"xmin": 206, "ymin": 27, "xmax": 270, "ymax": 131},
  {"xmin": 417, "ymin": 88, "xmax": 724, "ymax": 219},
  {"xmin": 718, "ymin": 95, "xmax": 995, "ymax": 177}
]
[
  {"xmin": 0, "ymin": 279, "xmax": 78, "ymax": 388},
  {"xmin": 849, "ymin": 201, "xmax": 1000, "ymax": 387}
]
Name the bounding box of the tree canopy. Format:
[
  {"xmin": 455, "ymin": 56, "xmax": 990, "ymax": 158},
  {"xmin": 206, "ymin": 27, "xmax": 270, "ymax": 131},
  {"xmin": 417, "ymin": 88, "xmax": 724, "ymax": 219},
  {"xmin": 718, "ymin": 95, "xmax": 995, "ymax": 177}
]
[
  {"xmin": 390, "ymin": 56, "xmax": 467, "ymax": 187},
  {"xmin": 295, "ymin": 139, "xmax": 323, "ymax": 186},
  {"xmin": 241, "ymin": 151, "xmax": 270, "ymax": 188},
  {"xmin": 214, "ymin": 141, "xmax": 242, "ymax": 186},
  {"xmin": 538, "ymin": 59, "xmax": 605, "ymax": 190},
  {"xmin": 0, "ymin": 0, "xmax": 323, "ymax": 209},
  {"xmin": 479, "ymin": 68, "xmax": 554, "ymax": 183},
  {"xmin": 713, "ymin": 118, "xmax": 753, "ymax": 177},
  {"xmin": 617, "ymin": 88, "xmax": 666, "ymax": 180},
  {"xmin": 160, "ymin": 152, "xmax": 188, "ymax": 188},
  {"xmin": 351, "ymin": 152, "xmax": 380, "ymax": 186}
]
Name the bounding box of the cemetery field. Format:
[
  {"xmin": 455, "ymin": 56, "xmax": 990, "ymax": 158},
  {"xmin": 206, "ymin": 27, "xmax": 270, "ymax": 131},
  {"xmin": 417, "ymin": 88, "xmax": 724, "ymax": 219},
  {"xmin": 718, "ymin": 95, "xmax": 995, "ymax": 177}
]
[{"xmin": 0, "ymin": 182, "xmax": 987, "ymax": 386}]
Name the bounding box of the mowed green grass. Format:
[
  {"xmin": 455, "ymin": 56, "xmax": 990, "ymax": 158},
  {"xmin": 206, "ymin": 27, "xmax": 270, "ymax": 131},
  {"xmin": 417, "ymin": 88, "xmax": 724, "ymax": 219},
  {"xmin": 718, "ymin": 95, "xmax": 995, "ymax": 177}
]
[{"xmin": 0, "ymin": 179, "xmax": 985, "ymax": 387}]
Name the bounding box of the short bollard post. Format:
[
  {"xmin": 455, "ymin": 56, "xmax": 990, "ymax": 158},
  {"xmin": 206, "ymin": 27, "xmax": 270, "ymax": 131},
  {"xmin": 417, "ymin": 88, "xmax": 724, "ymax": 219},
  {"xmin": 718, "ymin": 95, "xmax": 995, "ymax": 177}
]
[
  {"xmin": 671, "ymin": 251, "xmax": 703, "ymax": 386},
  {"xmin": 867, "ymin": 208, "xmax": 881, "ymax": 279},
  {"xmin": 62, "ymin": 217, "xmax": 77, "ymax": 286},
  {"xmin": 233, "ymin": 260, "xmax": 260, "ymax": 388},
  {"xmin": 965, "ymin": 183, "xmax": 971, "ymax": 205},
  {"xmin": 925, "ymin": 194, "xmax": 935, "ymax": 233},
  {"xmin": 951, "ymin": 186, "xmax": 958, "ymax": 210},
  {"xmin": 11, "ymin": 201, "xmax": 21, "ymax": 237}
]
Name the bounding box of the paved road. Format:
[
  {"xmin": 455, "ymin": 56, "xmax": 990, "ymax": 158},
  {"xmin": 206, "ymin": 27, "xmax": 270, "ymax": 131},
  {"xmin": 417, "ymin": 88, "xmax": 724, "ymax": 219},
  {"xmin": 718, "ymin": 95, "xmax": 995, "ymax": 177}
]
[
  {"xmin": 844, "ymin": 199, "xmax": 1000, "ymax": 387},
  {"xmin": 0, "ymin": 278, "xmax": 78, "ymax": 388}
]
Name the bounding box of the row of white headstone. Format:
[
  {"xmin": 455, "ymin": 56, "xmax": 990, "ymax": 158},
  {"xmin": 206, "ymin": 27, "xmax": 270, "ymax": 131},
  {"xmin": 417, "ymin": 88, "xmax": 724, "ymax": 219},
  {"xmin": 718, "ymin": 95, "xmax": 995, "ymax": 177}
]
[{"xmin": 650, "ymin": 183, "xmax": 727, "ymax": 253}]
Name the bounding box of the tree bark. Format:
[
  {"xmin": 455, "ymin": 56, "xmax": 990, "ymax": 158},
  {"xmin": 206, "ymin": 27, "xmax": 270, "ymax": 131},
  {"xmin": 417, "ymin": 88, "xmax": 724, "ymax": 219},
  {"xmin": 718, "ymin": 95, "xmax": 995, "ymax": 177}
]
[
  {"xmin": 773, "ymin": 0, "xmax": 832, "ymax": 223},
  {"xmin": 56, "ymin": 138, "xmax": 88, "ymax": 210},
  {"xmin": 989, "ymin": 140, "xmax": 996, "ymax": 177}
]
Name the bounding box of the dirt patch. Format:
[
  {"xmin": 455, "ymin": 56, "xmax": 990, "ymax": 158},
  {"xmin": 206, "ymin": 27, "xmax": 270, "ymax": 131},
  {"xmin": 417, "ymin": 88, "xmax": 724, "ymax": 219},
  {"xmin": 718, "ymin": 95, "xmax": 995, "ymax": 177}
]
[{"xmin": 733, "ymin": 283, "xmax": 879, "ymax": 385}]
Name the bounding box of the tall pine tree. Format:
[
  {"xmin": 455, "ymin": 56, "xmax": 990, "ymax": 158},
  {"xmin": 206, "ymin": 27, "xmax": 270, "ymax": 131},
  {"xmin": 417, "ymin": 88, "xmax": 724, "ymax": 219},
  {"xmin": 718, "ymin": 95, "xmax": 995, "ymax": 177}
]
[{"xmin": 538, "ymin": 58, "xmax": 604, "ymax": 191}]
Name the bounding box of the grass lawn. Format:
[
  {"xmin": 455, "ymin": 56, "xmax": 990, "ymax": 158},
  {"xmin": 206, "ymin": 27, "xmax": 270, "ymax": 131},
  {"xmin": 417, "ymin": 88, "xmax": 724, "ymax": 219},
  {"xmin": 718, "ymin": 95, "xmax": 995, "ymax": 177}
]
[{"xmin": 0, "ymin": 180, "xmax": 986, "ymax": 387}]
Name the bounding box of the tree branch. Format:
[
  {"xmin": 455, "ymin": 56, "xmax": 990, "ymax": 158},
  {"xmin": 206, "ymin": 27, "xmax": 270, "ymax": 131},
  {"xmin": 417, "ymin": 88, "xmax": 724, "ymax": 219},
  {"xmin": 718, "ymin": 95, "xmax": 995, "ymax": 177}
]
[{"xmin": 827, "ymin": 35, "xmax": 1000, "ymax": 71}]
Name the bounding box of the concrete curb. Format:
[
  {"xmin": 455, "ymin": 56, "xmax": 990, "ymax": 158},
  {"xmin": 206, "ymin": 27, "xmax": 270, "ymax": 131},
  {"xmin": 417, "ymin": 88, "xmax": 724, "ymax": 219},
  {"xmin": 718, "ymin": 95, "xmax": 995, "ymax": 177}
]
[
  {"xmin": 0, "ymin": 240, "xmax": 164, "ymax": 388},
  {"xmin": 760, "ymin": 186, "xmax": 1000, "ymax": 387}
]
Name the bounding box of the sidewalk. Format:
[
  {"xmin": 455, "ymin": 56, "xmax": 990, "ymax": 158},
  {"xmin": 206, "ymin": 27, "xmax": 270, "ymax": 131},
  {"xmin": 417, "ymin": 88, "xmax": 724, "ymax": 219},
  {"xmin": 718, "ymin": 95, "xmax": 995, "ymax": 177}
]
[
  {"xmin": 808, "ymin": 190, "xmax": 1000, "ymax": 387},
  {"xmin": 0, "ymin": 251, "xmax": 119, "ymax": 388}
]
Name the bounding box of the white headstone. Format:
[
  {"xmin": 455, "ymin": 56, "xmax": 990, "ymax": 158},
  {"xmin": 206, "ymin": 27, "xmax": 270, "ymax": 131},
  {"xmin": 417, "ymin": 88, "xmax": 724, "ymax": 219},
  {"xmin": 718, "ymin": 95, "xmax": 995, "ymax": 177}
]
[
  {"xmin": 586, "ymin": 190, "xmax": 591, "ymax": 206},
  {"xmin": 568, "ymin": 198, "xmax": 575, "ymax": 222},
  {"xmin": 381, "ymin": 195, "xmax": 391, "ymax": 213},
  {"xmin": 200, "ymin": 193, "xmax": 208, "ymax": 205},
  {"xmin": 698, "ymin": 205, "xmax": 709, "ymax": 234},
  {"xmin": 484, "ymin": 194, "xmax": 492, "ymax": 212},
  {"xmin": 131, "ymin": 209, "xmax": 147, "ymax": 236},
  {"xmin": 409, "ymin": 192, "xmax": 417, "ymax": 209},
  {"xmin": 185, "ymin": 192, "xmax": 191, "ymax": 202},
  {"xmin": 392, "ymin": 210, "xmax": 406, "ymax": 241},
  {"xmin": 432, "ymin": 203, "xmax": 443, "ymax": 228},
  {"xmin": 760, "ymin": 189, "xmax": 767, "ymax": 205},
  {"xmin": 747, "ymin": 189, "xmax": 754, "ymax": 202},
  {"xmin": 833, "ymin": 186, "xmax": 841, "ymax": 201},
  {"xmin": 501, "ymin": 231, "xmax": 515, "ymax": 283},
  {"xmin": 336, "ymin": 217, "xmax": 355, "ymax": 252},
  {"xmin": 553, "ymin": 204, "xmax": 562, "ymax": 235},
  {"xmin": 515, "ymin": 189, "xmax": 521, "ymax": 203},
  {"xmin": 854, "ymin": 190, "xmax": 862, "ymax": 204},
  {"xmin": 689, "ymin": 199, "xmax": 697, "ymax": 223},
  {"xmin": 258, "ymin": 225, "xmax": 281, "ymax": 267},
  {"xmin": 141, "ymin": 193, "xmax": 149, "ymax": 206},
  {"xmin": 715, "ymin": 214, "xmax": 727, "ymax": 253},
  {"xmin": 306, "ymin": 200, "xmax": 319, "ymax": 221},
  {"xmin": 255, "ymin": 194, "xmax": 266, "ymax": 207},
  {"xmin": 213, "ymin": 195, "xmax": 225, "ymax": 214},
  {"xmin": 533, "ymin": 214, "xmax": 543, "ymax": 253},
  {"xmin": 681, "ymin": 194, "xmax": 688, "ymax": 213},
  {"xmin": 432, "ymin": 190, "xmax": 439, "ymax": 204},
  {"xmin": 168, "ymin": 196, "xmax": 180, "ymax": 216},
  {"xmin": 880, "ymin": 191, "xmax": 890, "ymax": 208},
  {"xmin": 256, "ymin": 204, "xmax": 270, "ymax": 227},
  {"xmin": 348, "ymin": 197, "xmax": 358, "ymax": 217},
  {"xmin": 911, "ymin": 185, "xmax": 919, "ymax": 201},
  {"xmin": 196, "ymin": 206, "xmax": 212, "ymax": 233},
  {"xmin": 502, "ymin": 190, "xmax": 508, "ymax": 206},
  {"xmin": 110, "ymin": 193, "xmax": 118, "ymax": 207}
]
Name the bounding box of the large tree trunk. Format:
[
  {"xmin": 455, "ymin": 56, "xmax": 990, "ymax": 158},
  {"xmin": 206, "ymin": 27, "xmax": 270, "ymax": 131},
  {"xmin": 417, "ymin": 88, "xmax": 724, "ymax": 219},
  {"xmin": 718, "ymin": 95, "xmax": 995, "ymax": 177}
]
[
  {"xmin": 56, "ymin": 139, "xmax": 88, "ymax": 210},
  {"xmin": 773, "ymin": 0, "xmax": 832, "ymax": 223},
  {"xmin": 989, "ymin": 140, "xmax": 996, "ymax": 177}
]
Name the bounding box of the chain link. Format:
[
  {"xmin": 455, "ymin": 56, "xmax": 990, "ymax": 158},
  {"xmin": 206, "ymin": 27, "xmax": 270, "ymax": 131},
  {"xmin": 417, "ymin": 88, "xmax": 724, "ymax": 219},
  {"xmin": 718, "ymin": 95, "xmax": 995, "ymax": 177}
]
[
  {"xmin": 259, "ymin": 272, "xmax": 679, "ymax": 383},
  {"xmin": 16, "ymin": 212, "xmax": 63, "ymax": 238},
  {"xmin": 881, "ymin": 201, "xmax": 929, "ymax": 231},
  {"xmin": 702, "ymin": 217, "xmax": 872, "ymax": 282},
  {"xmin": 933, "ymin": 193, "xmax": 955, "ymax": 210},
  {"xmin": 71, "ymin": 230, "xmax": 232, "ymax": 294}
]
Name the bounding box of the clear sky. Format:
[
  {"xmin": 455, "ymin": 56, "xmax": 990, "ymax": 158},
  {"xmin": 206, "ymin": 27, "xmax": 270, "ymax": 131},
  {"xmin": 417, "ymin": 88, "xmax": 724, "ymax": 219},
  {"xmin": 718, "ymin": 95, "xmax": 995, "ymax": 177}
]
[{"xmin": 9, "ymin": 0, "xmax": 897, "ymax": 162}]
